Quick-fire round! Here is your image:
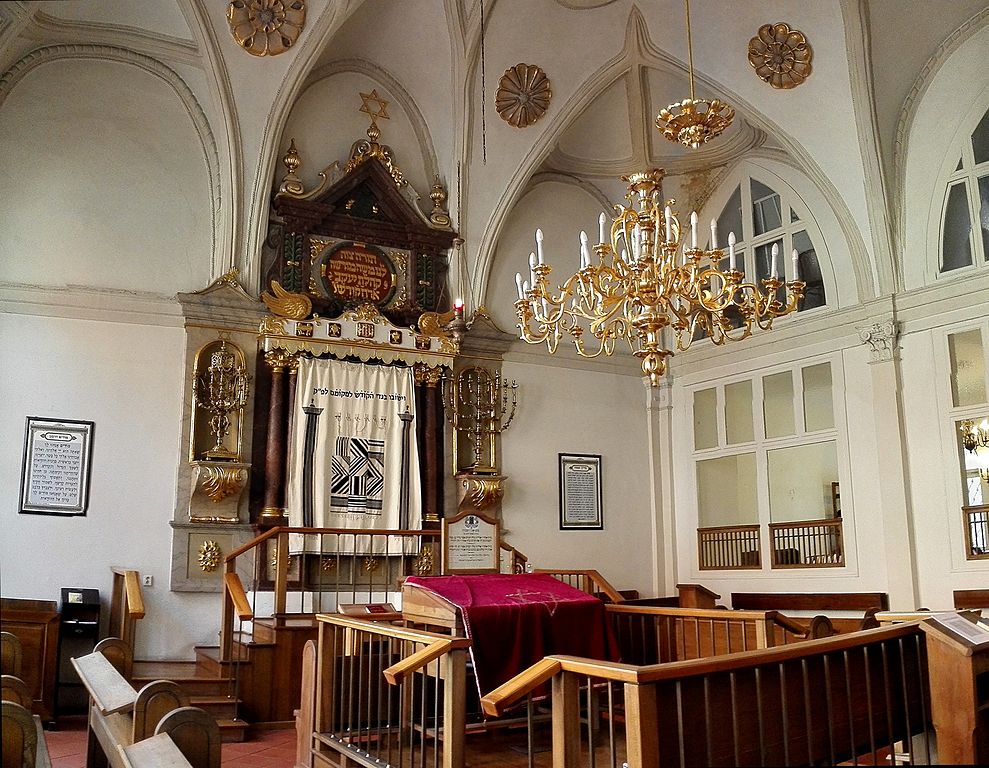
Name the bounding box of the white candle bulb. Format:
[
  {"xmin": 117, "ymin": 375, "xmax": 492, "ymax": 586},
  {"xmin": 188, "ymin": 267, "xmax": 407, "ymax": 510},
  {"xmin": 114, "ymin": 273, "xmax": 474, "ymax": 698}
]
[
  {"xmin": 791, "ymin": 248, "xmax": 800, "ymax": 281},
  {"xmin": 523, "ymin": 279, "xmax": 529, "ymax": 294},
  {"xmin": 770, "ymin": 243, "xmax": 779, "ymax": 279},
  {"xmin": 515, "ymin": 273, "xmax": 524, "ymax": 299},
  {"xmin": 710, "ymin": 219, "xmax": 718, "ymax": 250},
  {"xmin": 728, "ymin": 232, "xmax": 737, "ymax": 271},
  {"xmin": 598, "ymin": 212, "xmax": 607, "ymax": 245},
  {"xmin": 528, "ymin": 252, "xmax": 537, "ymax": 287},
  {"xmin": 535, "ymin": 229, "xmax": 544, "ymax": 264},
  {"xmin": 579, "ymin": 230, "xmax": 591, "ymax": 268},
  {"xmin": 690, "ymin": 211, "xmax": 698, "ymax": 249},
  {"xmin": 665, "ymin": 206, "xmax": 673, "ymax": 243}
]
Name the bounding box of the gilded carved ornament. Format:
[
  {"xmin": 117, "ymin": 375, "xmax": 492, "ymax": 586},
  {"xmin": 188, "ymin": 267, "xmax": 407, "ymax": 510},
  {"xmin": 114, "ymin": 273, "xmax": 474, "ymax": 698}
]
[
  {"xmin": 198, "ymin": 540, "xmax": 223, "ymax": 572},
  {"xmin": 227, "ymin": 0, "xmax": 306, "ymax": 57},
  {"xmin": 413, "ymin": 546, "xmax": 434, "ymax": 576},
  {"xmin": 261, "ymin": 280, "xmax": 312, "ymax": 320},
  {"xmin": 747, "ymin": 23, "xmax": 812, "ymax": 89},
  {"xmin": 462, "ymin": 476, "xmax": 505, "ymax": 511},
  {"xmin": 199, "ymin": 464, "xmax": 247, "ymax": 504},
  {"xmin": 496, "ymin": 64, "xmax": 552, "ymax": 128}
]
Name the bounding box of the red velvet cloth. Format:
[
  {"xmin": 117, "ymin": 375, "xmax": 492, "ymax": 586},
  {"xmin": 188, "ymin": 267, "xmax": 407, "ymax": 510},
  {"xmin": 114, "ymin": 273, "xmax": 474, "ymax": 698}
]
[{"xmin": 404, "ymin": 573, "xmax": 618, "ymax": 697}]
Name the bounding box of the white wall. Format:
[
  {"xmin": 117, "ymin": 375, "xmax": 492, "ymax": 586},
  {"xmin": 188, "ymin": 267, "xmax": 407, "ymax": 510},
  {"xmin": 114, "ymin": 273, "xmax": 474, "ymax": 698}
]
[
  {"xmin": 0, "ymin": 312, "xmax": 219, "ymax": 660},
  {"xmin": 499, "ymin": 357, "xmax": 655, "ymax": 598}
]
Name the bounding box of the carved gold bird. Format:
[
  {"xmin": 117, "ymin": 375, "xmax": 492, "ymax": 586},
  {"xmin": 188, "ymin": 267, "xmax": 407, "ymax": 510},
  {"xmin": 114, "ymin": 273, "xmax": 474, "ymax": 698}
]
[
  {"xmin": 261, "ymin": 281, "xmax": 312, "ymax": 320},
  {"xmin": 418, "ymin": 308, "xmax": 457, "ymax": 339}
]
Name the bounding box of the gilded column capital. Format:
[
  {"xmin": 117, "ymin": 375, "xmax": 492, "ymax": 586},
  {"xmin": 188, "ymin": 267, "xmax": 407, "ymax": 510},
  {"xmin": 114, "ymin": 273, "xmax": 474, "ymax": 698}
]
[
  {"xmin": 264, "ymin": 349, "xmax": 293, "ymax": 371},
  {"xmin": 413, "ymin": 363, "xmax": 445, "ymax": 387}
]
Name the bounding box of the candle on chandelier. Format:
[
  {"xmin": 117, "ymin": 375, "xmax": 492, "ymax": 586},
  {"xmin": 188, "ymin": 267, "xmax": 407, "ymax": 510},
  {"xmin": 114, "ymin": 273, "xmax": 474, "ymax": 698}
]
[
  {"xmin": 791, "ymin": 248, "xmax": 800, "ymax": 281},
  {"xmin": 710, "ymin": 219, "xmax": 718, "ymax": 250},
  {"xmin": 770, "ymin": 243, "xmax": 780, "ymax": 279},
  {"xmin": 454, "ymin": 298, "xmax": 465, "ymax": 317},
  {"xmin": 515, "ymin": 273, "xmax": 524, "ymax": 299},
  {"xmin": 690, "ymin": 212, "xmax": 698, "ymax": 249},
  {"xmin": 728, "ymin": 232, "xmax": 737, "ymax": 271},
  {"xmin": 664, "ymin": 206, "xmax": 673, "ymax": 243},
  {"xmin": 528, "ymin": 252, "xmax": 537, "ymax": 286},
  {"xmin": 598, "ymin": 212, "xmax": 607, "ymax": 245},
  {"xmin": 579, "ymin": 231, "xmax": 591, "ymax": 269},
  {"xmin": 535, "ymin": 229, "xmax": 545, "ymax": 264}
]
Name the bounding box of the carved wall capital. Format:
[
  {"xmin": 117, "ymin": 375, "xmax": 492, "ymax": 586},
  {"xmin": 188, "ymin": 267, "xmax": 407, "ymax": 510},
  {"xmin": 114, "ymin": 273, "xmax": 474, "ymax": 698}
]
[{"xmin": 858, "ymin": 320, "xmax": 898, "ymax": 363}]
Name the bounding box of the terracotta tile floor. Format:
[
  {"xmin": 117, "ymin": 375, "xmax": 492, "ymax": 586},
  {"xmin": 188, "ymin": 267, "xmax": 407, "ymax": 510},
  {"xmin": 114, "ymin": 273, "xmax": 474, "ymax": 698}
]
[{"xmin": 45, "ymin": 717, "xmax": 297, "ymax": 768}]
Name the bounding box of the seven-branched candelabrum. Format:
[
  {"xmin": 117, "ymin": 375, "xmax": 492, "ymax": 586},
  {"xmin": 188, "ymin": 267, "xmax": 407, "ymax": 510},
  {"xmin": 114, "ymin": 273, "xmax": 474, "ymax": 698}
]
[{"xmin": 514, "ymin": 169, "xmax": 805, "ymax": 387}]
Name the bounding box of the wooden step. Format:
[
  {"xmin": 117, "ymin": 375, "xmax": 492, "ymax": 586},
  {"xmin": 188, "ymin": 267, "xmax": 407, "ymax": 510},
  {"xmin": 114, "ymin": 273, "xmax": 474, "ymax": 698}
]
[
  {"xmin": 190, "ymin": 695, "xmax": 240, "ymax": 720},
  {"xmin": 133, "ymin": 660, "xmax": 234, "ymax": 696},
  {"xmin": 217, "ymin": 717, "xmax": 249, "ymax": 743}
]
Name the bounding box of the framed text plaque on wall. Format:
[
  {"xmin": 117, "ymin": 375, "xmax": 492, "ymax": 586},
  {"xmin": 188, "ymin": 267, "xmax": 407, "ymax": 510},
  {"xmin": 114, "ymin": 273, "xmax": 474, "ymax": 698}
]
[
  {"xmin": 559, "ymin": 453, "xmax": 603, "ymax": 530},
  {"xmin": 19, "ymin": 417, "xmax": 94, "ymax": 516}
]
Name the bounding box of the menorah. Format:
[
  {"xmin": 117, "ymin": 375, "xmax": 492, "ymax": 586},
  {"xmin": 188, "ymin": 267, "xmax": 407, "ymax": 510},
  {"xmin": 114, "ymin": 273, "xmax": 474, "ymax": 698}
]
[
  {"xmin": 193, "ymin": 341, "xmax": 251, "ymax": 460},
  {"xmin": 443, "ymin": 366, "xmax": 518, "ymax": 474}
]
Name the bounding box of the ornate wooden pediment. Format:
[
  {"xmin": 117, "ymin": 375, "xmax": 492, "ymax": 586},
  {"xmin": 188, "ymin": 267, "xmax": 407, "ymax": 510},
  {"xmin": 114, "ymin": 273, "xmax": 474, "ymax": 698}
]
[{"xmin": 266, "ymin": 122, "xmax": 456, "ymax": 327}]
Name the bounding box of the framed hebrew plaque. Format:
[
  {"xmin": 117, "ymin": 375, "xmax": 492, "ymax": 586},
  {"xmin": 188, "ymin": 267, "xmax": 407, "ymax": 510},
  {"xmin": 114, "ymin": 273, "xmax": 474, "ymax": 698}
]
[
  {"xmin": 442, "ymin": 508, "xmax": 500, "ymax": 574},
  {"xmin": 559, "ymin": 453, "xmax": 603, "ymax": 530},
  {"xmin": 20, "ymin": 416, "xmax": 94, "ymax": 516}
]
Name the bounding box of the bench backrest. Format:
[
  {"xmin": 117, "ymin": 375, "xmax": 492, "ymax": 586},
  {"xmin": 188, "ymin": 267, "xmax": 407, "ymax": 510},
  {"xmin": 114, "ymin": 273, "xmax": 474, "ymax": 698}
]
[
  {"xmin": 0, "ymin": 633, "xmax": 21, "ymax": 678},
  {"xmin": 1, "ymin": 700, "xmax": 39, "ymax": 768},
  {"xmin": 1, "ymin": 676, "xmax": 32, "ymax": 709}
]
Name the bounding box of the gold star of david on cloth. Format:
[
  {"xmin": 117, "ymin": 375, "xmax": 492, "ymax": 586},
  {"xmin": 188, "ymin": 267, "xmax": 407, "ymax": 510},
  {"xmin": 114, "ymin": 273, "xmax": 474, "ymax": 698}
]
[
  {"xmin": 359, "ymin": 89, "xmax": 390, "ymax": 124},
  {"xmin": 505, "ymin": 589, "xmax": 559, "ymax": 616}
]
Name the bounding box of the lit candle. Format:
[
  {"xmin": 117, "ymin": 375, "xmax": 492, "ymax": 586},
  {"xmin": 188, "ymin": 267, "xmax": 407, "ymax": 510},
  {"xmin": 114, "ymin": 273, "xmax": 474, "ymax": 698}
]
[
  {"xmin": 598, "ymin": 213, "xmax": 607, "ymax": 245},
  {"xmin": 535, "ymin": 229, "xmax": 544, "ymax": 264},
  {"xmin": 690, "ymin": 211, "xmax": 698, "ymax": 249},
  {"xmin": 665, "ymin": 206, "xmax": 673, "ymax": 243},
  {"xmin": 710, "ymin": 219, "xmax": 718, "ymax": 250},
  {"xmin": 770, "ymin": 243, "xmax": 779, "ymax": 279},
  {"xmin": 728, "ymin": 232, "xmax": 737, "ymax": 271},
  {"xmin": 579, "ymin": 231, "xmax": 591, "ymax": 268},
  {"xmin": 454, "ymin": 297, "xmax": 465, "ymax": 317},
  {"xmin": 791, "ymin": 248, "xmax": 800, "ymax": 281},
  {"xmin": 515, "ymin": 273, "xmax": 524, "ymax": 299}
]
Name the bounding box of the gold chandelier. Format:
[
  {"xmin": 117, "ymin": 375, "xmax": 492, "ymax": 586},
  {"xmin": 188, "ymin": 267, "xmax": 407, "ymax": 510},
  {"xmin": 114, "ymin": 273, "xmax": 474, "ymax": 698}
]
[
  {"xmin": 656, "ymin": 0, "xmax": 734, "ymax": 149},
  {"xmin": 514, "ymin": 169, "xmax": 805, "ymax": 386},
  {"xmin": 961, "ymin": 419, "xmax": 989, "ymax": 482}
]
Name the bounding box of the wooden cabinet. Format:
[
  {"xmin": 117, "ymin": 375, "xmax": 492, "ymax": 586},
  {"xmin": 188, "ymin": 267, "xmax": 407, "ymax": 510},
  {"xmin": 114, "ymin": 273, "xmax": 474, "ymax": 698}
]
[{"xmin": 0, "ymin": 597, "xmax": 60, "ymax": 723}]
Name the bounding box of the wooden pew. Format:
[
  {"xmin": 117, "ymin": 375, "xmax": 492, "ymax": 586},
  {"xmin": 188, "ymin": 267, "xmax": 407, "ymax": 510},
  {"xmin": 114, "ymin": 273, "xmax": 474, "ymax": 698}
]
[
  {"xmin": 2, "ymin": 700, "xmax": 51, "ymax": 768},
  {"xmin": 72, "ymin": 641, "xmax": 220, "ymax": 768},
  {"xmin": 730, "ymin": 591, "xmax": 888, "ymax": 633}
]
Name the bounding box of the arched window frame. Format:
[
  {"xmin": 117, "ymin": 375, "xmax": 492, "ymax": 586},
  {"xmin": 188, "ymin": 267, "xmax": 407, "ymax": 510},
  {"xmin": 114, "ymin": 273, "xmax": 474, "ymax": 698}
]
[
  {"xmin": 701, "ymin": 163, "xmax": 835, "ymax": 317},
  {"xmin": 932, "ymin": 99, "xmax": 989, "ymax": 280}
]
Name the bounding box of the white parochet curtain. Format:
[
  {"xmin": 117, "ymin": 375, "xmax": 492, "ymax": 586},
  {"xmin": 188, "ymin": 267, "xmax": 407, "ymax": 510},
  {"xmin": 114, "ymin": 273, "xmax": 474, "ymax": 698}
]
[{"xmin": 286, "ymin": 358, "xmax": 421, "ymax": 553}]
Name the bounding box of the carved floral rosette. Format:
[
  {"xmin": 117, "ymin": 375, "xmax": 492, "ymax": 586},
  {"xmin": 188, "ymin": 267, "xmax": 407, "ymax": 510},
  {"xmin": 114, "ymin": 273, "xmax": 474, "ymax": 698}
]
[
  {"xmin": 227, "ymin": 0, "xmax": 306, "ymax": 57},
  {"xmin": 747, "ymin": 23, "xmax": 812, "ymax": 89}
]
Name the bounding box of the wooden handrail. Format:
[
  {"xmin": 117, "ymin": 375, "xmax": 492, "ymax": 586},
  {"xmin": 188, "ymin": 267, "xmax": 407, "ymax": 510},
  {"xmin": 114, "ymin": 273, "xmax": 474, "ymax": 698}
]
[
  {"xmin": 111, "ymin": 568, "xmax": 146, "ymax": 620},
  {"xmin": 224, "ymin": 525, "xmax": 441, "ymax": 562},
  {"xmin": 480, "ymin": 658, "xmax": 562, "ymax": 716},
  {"xmin": 316, "ymin": 613, "xmax": 466, "ymax": 644},
  {"xmin": 223, "ymin": 573, "xmax": 253, "ymax": 621},
  {"xmin": 383, "ymin": 637, "xmax": 471, "ymax": 685},
  {"xmin": 606, "ymin": 604, "xmax": 781, "ymax": 620}
]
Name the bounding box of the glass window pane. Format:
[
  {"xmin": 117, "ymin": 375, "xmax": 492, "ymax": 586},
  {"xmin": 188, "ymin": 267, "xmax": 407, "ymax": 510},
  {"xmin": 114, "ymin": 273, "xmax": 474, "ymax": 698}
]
[
  {"xmin": 717, "ymin": 186, "xmax": 743, "ymax": 246},
  {"xmin": 693, "ymin": 388, "xmax": 718, "ymax": 449},
  {"xmin": 973, "ymin": 108, "xmax": 989, "ymax": 165},
  {"xmin": 961, "ymin": 419, "xmax": 989, "ymax": 506},
  {"xmin": 955, "ymin": 157, "xmax": 964, "ymax": 172},
  {"xmin": 792, "ymin": 230, "xmax": 826, "ymax": 311},
  {"xmin": 725, "ymin": 380, "xmax": 754, "ymax": 444},
  {"xmin": 948, "ymin": 329, "xmax": 986, "ymax": 407},
  {"xmin": 803, "ymin": 363, "xmax": 834, "ymax": 431},
  {"xmin": 764, "ymin": 371, "xmax": 795, "ymax": 438},
  {"xmin": 751, "ymin": 179, "xmax": 782, "ymax": 236},
  {"xmin": 790, "ymin": 208, "xmax": 800, "ymax": 223},
  {"xmin": 942, "ymin": 182, "xmax": 973, "ymax": 272},
  {"xmin": 768, "ymin": 441, "xmax": 839, "ymax": 522},
  {"xmin": 979, "ymin": 175, "xmax": 989, "ymax": 260},
  {"xmin": 697, "ymin": 453, "xmax": 757, "ymax": 527}
]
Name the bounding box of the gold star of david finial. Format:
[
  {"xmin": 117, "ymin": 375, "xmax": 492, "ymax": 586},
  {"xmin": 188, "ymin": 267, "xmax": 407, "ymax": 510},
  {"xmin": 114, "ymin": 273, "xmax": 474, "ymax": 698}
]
[{"xmin": 359, "ymin": 89, "xmax": 390, "ymax": 124}]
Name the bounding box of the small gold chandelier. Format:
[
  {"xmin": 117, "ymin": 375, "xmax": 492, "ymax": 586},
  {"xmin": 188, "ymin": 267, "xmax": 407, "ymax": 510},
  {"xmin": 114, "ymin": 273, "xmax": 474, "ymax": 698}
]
[
  {"xmin": 656, "ymin": 0, "xmax": 735, "ymax": 149},
  {"xmin": 514, "ymin": 169, "xmax": 805, "ymax": 386},
  {"xmin": 961, "ymin": 420, "xmax": 989, "ymax": 454}
]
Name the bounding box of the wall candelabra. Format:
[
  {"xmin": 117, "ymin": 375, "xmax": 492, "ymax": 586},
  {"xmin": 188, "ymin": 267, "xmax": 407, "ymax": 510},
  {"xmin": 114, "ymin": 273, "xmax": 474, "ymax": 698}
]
[{"xmin": 443, "ymin": 366, "xmax": 518, "ymax": 475}]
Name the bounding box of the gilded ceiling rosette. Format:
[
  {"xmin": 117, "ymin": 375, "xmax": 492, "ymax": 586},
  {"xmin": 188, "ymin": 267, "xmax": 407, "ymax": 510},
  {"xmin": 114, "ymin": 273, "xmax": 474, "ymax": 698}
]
[{"xmin": 747, "ymin": 23, "xmax": 813, "ymax": 89}]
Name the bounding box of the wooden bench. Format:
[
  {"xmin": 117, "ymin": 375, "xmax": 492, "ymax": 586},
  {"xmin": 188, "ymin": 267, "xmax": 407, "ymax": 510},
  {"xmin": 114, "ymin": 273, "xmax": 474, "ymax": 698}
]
[
  {"xmin": 2, "ymin": 699, "xmax": 52, "ymax": 768},
  {"xmin": 72, "ymin": 640, "xmax": 220, "ymax": 768},
  {"xmin": 730, "ymin": 591, "xmax": 889, "ymax": 632}
]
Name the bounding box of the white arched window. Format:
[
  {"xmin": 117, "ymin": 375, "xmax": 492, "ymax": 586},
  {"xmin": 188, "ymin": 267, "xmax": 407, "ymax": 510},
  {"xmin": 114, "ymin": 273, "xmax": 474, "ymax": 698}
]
[
  {"xmin": 939, "ymin": 107, "xmax": 989, "ymax": 274},
  {"xmin": 713, "ymin": 177, "xmax": 827, "ymax": 311}
]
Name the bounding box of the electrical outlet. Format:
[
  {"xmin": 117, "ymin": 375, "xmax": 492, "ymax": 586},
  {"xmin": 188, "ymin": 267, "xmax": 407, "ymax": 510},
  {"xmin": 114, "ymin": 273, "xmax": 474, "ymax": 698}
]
[{"xmin": 142, "ymin": 574, "xmax": 153, "ymax": 587}]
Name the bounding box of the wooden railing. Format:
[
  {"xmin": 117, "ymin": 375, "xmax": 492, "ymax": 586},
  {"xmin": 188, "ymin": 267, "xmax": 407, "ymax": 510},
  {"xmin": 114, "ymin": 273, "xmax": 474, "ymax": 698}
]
[
  {"xmin": 219, "ymin": 526, "xmax": 441, "ymax": 661},
  {"xmin": 697, "ymin": 525, "xmax": 761, "ymax": 570},
  {"xmin": 536, "ymin": 569, "xmax": 626, "ymax": 603},
  {"xmin": 299, "ymin": 614, "xmax": 471, "ymax": 768},
  {"xmin": 480, "ymin": 623, "xmax": 933, "ymax": 767},
  {"xmin": 606, "ymin": 605, "xmax": 828, "ymax": 666},
  {"xmin": 769, "ymin": 518, "xmax": 844, "ymax": 567},
  {"xmin": 963, "ymin": 504, "xmax": 989, "ymax": 559},
  {"xmin": 109, "ymin": 567, "xmax": 145, "ymax": 655}
]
